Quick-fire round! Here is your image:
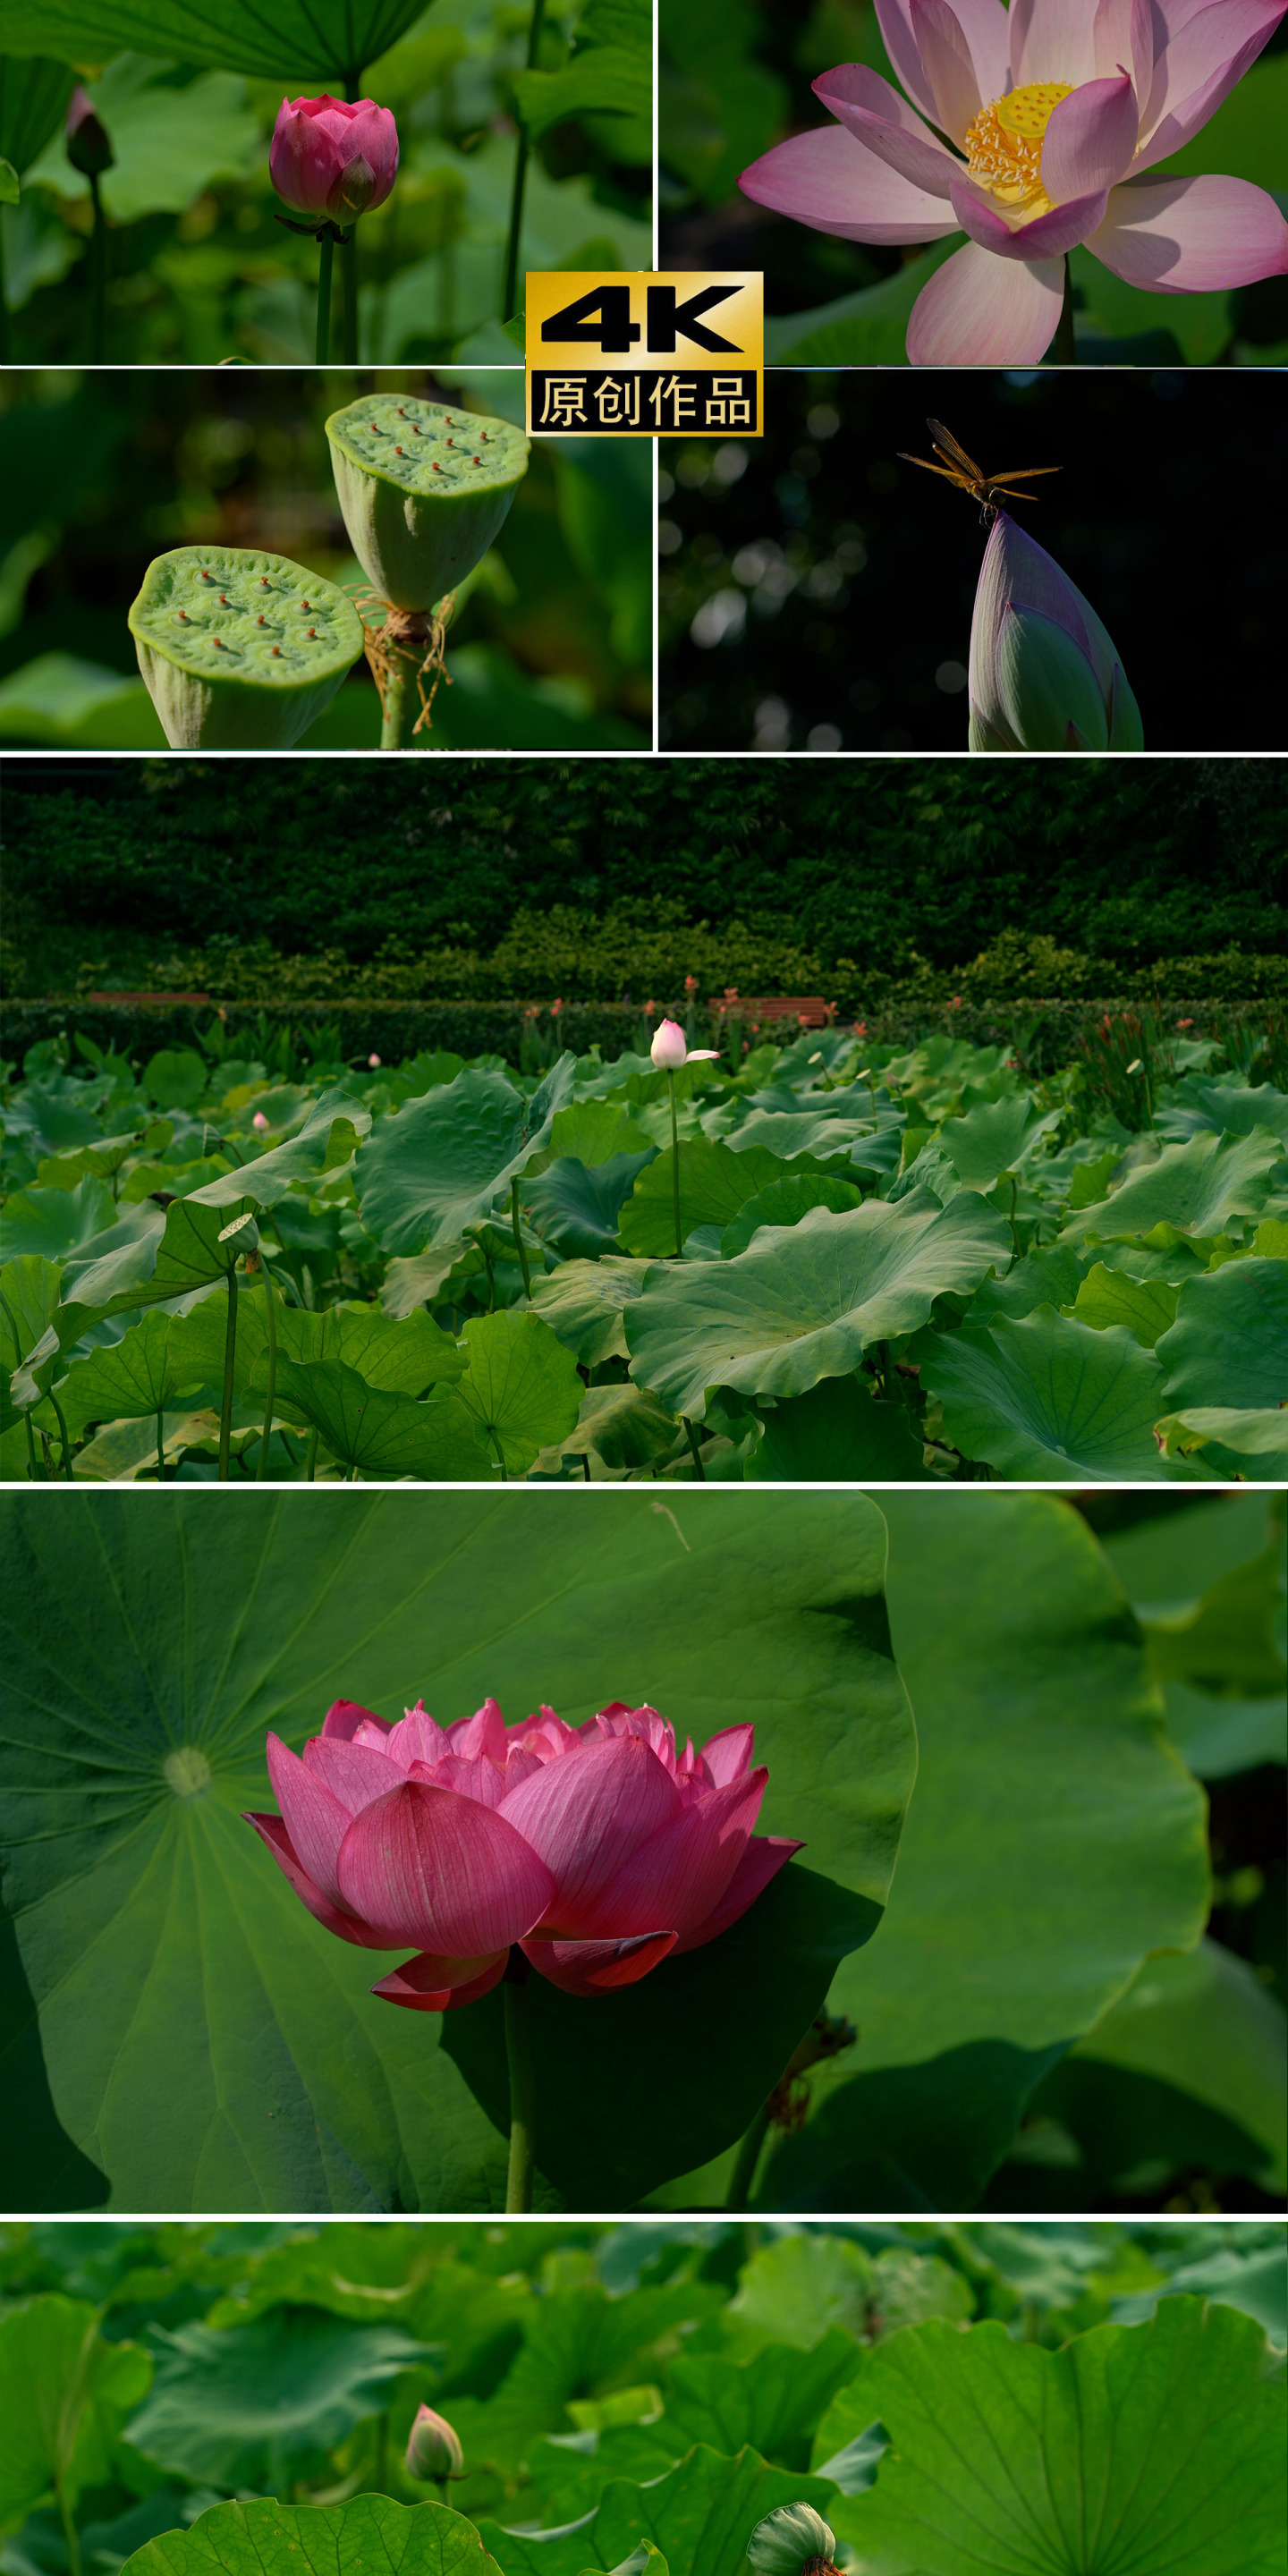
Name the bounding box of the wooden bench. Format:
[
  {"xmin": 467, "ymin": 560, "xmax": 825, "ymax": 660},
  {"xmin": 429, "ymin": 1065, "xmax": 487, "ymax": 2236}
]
[{"xmin": 708, "ymin": 995, "xmax": 833, "ymax": 1028}]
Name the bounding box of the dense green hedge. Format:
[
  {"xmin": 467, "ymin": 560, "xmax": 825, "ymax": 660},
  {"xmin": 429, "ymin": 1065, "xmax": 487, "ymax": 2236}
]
[{"xmin": 6, "ymin": 758, "xmax": 1285, "ymax": 977}]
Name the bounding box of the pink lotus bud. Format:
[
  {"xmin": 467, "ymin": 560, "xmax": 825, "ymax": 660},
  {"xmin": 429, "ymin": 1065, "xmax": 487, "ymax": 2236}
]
[
  {"xmin": 242, "ymin": 1695, "xmax": 801, "ymax": 2006},
  {"xmin": 651, "ymin": 1018, "xmax": 723, "ymax": 1072},
  {"xmin": 269, "ymin": 94, "xmax": 399, "ymax": 223},
  {"xmin": 405, "ymin": 2404, "xmax": 463, "ymax": 2481},
  {"xmin": 66, "ymin": 85, "xmax": 114, "ymax": 177},
  {"xmin": 369, "ymin": 1053, "xmax": 382, "ymax": 1068},
  {"xmin": 969, "ymin": 515, "xmax": 1143, "ymax": 754},
  {"xmin": 252, "ymin": 1110, "xmax": 270, "ymax": 1131}
]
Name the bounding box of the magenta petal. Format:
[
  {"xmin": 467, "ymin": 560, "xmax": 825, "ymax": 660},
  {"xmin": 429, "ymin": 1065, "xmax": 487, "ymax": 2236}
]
[
  {"xmin": 1140, "ymin": 0, "xmax": 1284, "ymax": 144},
  {"xmin": 302, "ymin": 1734, "xmax": 402, "ymax": 1813},
  {"xmin": 521, "ymin": 1930, "xmax": 678, "ymax": 1996},
  {"xmin": 740, "ymin": 123, "xmax": 958, "ymax": 245},
  {"xmin": 673, "ymin": 1835, "xmax": 804, "ymax": 1956},
  {"xmin": 385, "ymin": 1700, "xmax": 449, "ymax": 1769},
  {"xmin": 243, "ymin": 1810, "xmax": 390, "ymax": 1948},
  {"xmin": 812, "ymin": 64, "xmax": 959, "ymax": 197},
  {"xmin": 1090, "ymin": 172, "xmax": 1288, "ymax": 291},
  {"xmin": 335, "ymin": 1779, "xmax": 556, "ymax": 1954},
  {"xmin": 418, "ymin": 1752, "xmax": 510, "ymax": 1809},
  {"xmin": 699, "ymin": 1722, "xmax": 757, "ymax": 1785},
  {"xmin": 949, "ymin": 173, "xmax": 1109, "ymax": 258},
  {"xmin": 322, "ymin": 1699, "xmax": 389, "ymax": 1741},
  {"xmin": 265, "ymin": 1730, "xmax": 352, "ymax": 1904},
  {"xmin": 1039, "ymin": 75, "xmax": 1139, "ymax": 204},
  {"xmin": 873, "ymin": 0, "xmax": 943, "ymax": 121},
  {"xmin": 445, "ymin": 1697, "xmax": 509, "ymax": 1763},
  {"xmin": 499, "ymin": 1734, "xmax": 682, "ymax": 1935},
  {"xmin": 907, "ymin": 238, "xmax": 1064, "ymax": 361},
  {"xmin": 908, "ymin": 0, "xmax": 996, "ymax": 146},
  {"xmin": 370, "ymin": 1949, "xmax": 507, "ymax": 2011},
  {"xmin": 595, "ymin": 1770, "xmax": 769, "ymax": 1941}
]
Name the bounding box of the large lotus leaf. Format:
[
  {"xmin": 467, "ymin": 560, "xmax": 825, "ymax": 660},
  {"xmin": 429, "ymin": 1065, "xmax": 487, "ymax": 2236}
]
[
  {"xmin": 1070, "ymin": 1939, "xmax": 1286, "ymax": 2192},
  {"xmin": 189, "ymin": 1088, "xmax": 369, "ymax": 1210},
  {"xmin": 1123, "ymin": 2246, "xmax": 1288, "ymax": 2349},
  {"xmin": 744, "ymin": 1376, "xmax": 932, "ymax": 1482},
  {"xmin": 0, "ymin": 0, "xmax": 426, "ymax": 85},
  {"xmin": 127, "ymin": 2311, "xmax": 438, "ymax": 2487},
  {"xmin": 60, "ymin": 1196, "xmax": 231, "ymax": 1320},
  {"xmin": 1157, "ymin": 1077, "xmax": 1288, "ymax": 1146},
  {"xmin": 355, "ymin": 1060, "xmax": 577, "ymax": 1255},
  {"xmin": 478, "ymin": 2445, "xmax": 840, "ymax": 2576},
  {"xmin": 123, "ymin": 2502, "xmax": 504, "ymax": 2576},
  {"xmin": 544, "ymin": 1102, "xmax": 652, "ymax": 1165},
  {"xmin": 1068, "ymin": 1260, "xmax": 1179, "ymax": 1346},
  {"xmin": 0, "ymin": 1254, "xmax": 63, "ymax": 1364},
  {"xmin": 56, "ymin": 1309, "xmax": 204, "ymax": 1439},
  {"xmin": 529, "ymin": 1256, "xmax": 652, "ymax": 1365},
  {"xmin": 763, "ymin": 1492, "xmax": 1209, "ymax": 2211},
  {"xmin": 0, "ymin": 55, "xmax": 74, "ymax": 174},
  {"xmin": 1105, "ymin": 1495, "xmax": 1287, "ymax": 1775},
  {"xmin": 23, "ymin": 55, "xmax": 258, "ymax": 224},
  {"xmin": 618, "ymin": 1142, "xmax": 792, "ymax": 1258},
  {"xmin": 251, "ymin": 1356, "xmax": 486, "ymax": 1479},
  {"xmin": 454, "ymin": 1311, "xmax": 583, "ymax": 1474},
  {"xmin": 659, "ymin": 2331, "xmax": 864, "ymax": 2467},
  {"xmin": 0, "ymin": 2294, "xmax": 152, "ymax": 2522},
  {"xmin": 541, "ymin": 1381, "xmax": 680, "ymax": 1473},
  {"xmin": 720, "ymin": 1174, "xmax": 863, "ymax": 1258},
  {"xmin": 970, "ymin": 1245, "xmax": 1092, "ymax": 1322},
  {"xmin": 1157, "ymin": 1258, "xmax": 1288, "ymax": 1410},
  {"xmin": 722, "ymin": 1109, "xmax": 896, "ymax": 1172},
  {"xmin": 167, "ymin": 1289, "xmax": 464, "ymax": 1405},
  {"xmin": 936, "ymin": 1093, "xmax": 1063, "ymax": 1187},
  {"xmin": 0, "ymin": 1489, "xmax": 913, "ymax": 2210},
  {"xmin": 833, "ymin": 2301, "xmax": 1284, "ymax": 2576},
  {"xmin": 1156, "ymin": 1405, "xmax": 1288, "ymax": 1477},
  {"xmin": 380, "ymin": 1242, "xmax": 483, "ymax": 1321},
  {"xmin": 919, "ymin": 1304, "xmax": 1195, "ymax": 1482},
  {"xmin": 0, "ymin": 1177, "xmax": 115, "ymax": 1263},
  {"xmin": 728, "ymin": 2235, "xmax": 969, "ymax": 2361},
  {"xmin": 1059, "ymin": 1125, "xmax": 1284, "ymax": 1244},
  {"xmin": 522, "ymin": 1149, "xmax": 656, "ymax": 1258},
  {"xmin": 625, "ymin": 1192, "xmax": 1009, "ymax": 1422}
]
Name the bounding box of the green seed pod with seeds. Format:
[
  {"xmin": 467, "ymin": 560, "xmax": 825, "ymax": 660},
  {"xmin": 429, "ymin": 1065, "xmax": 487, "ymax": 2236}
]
[
  {"xmin": 325, "ymin": 394, "xmax": 530, "ymax": 612},
  {"xmin": 129, "ymin": 546, "xmax": 365, "ymax": 749}
]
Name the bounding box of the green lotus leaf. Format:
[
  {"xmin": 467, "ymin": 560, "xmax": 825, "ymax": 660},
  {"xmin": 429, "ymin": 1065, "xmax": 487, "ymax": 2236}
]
[
  {"xmin": 625, "ymin": 1192, "xmax": 1009, "ymax": 1421},
  {"xmin": 1155, "ymin": 1405, "xmax": 1288, "ymax": 1477},
  {"xmin": 1059, "ymin": 1125, "xmax": 1284, "ymax": 1244},
  {"xmin": 56, "ymin": 1309, "xmax": 203, "ymax": 1440},
  {"xmin": 455, "ymin": 1310, "xmax": 585, "ymax": 1473},
  {"xmin": 129, "ymin": 548, "xmax": 364, "ymax": 750},
  {"xmin": 919, "ymin": 1305, "xmax": 1189, "ymax": 1481},
  {"xmin": 744, "ymin": 1376, "xmax": 932, "ymax": 1481},
  {"xmin": 0, "ymin": 2294, "xmax": 152, "ymax": 2524},
  {"xmin": 0, "ymin": 55, "xmax": 74, "ymax": 175},
  {"xmin": 326, "ymin": 396, "xmax": 530, "ymax": 614},
  {"xmin": 1157, "ymin": 1258, "xmax": 1288, "ymax": 1410},
  {"xmin": 528, "ymin": 1256, "xmax": 653, "ymax": 1365},
  {"xmin": 478, "ymin": 2443, "xmax": 840, "ymax": 2576},
  {"xmin": 126, "ymin": 2311, "xmax": 439, "ymax": 2487},
  {"xmin": 0, "ymin": 1174, "xmax": 115, "ymax": 1261},
  {"xmin": 380, "ymin": 1241, "xmax": 484, "ymax": 1319},
  {"xmin": 189, "ymin": 1088, "xmax": 370, "ymax": 1208},
  {"xmin": 1157, "ymin": 1076, "xmax": 1288, "ymax": 1146},
  {"xmin": 1, "ymin": 0, "xmax": 426, "ymax": 88},
  {"xmin": 1068, "ymin": 1259, "xmax": 1179, "ymax": 1346},
  {"xmin": 355, "ymin": 1058, "xmax": 577, "ymax": 1253},
  {"xmin": 539, "ymin": 1381, "xmax": 679, "ymax": 1472},
  {"xmin": 522, "ymin": 1149, "xmax": 656, "ymax": 1258},
  {"xmin": 720, "ymin": 1174, "xmax": 863, "ymax": 1259},
  {"xmin": 831, "ymin": 2301, "xmax": 1285, "ymax": 2576},
  {"xmin": 1070, "ymin": 1941, "xmax": 1286, "ymax": 2194},
  {"xmin": 936, "ymin": 1092, "xmax": 1063, "ymax": 1187},
  {"xmin": 251, "ymin": 1355, "xmax": 486, "ymax": 1479},
  {"xmin": 618, "ymin": 1141, "xmax": 794, "ymax": 1258}
]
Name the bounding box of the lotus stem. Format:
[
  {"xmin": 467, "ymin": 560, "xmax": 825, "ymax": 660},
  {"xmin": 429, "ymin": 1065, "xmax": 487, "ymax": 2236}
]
[
  {"xmin": 682, "ymin": 1414, "xmax": 706, "ymax": 1481},
  {"xmin": 49, "ymin": 1390, "xmax": 73, "ymax": 1479},
  {"xmin": 1051, "ymin": 254, "xmax": 1075, "ymax": 366},
  {"xmin": 24, "ymin": 1412, "xmax": 38, "ymax": 1480},
  {"xmin": 88, "ymin": 172, "xmax": 106, "ymax": 362},
  {"xmin": 256, "ymin": 1255, "xmax": 278, "ymax": 1481},
  {"xmin": 156, "ymin": 1403, "xmax": 165, "ymax": 1482},
  {"xmin": 669, "ymin": 1067, "xmax": 682, "ymax": 1257},
  {"xmin": 306, "ymin": 1426, "xmax": 318, "ymax": 1481},
  {"xmin": 374, "ymin": 608, "xmax": 435, "ymax": 749},
  {"xmin": 341, "ymin": 223, "xmax": 359, "ymax": 361},
  {"xmin": 217, "ymin": 1264, "xmax": 238, "ymax": 1482},
  {"xmin": 511, "ymin": 1175, "xmax": 532, "ymax": 1297},
  {"xmin": 316, "ymin": 227, "xmax": 334, "ymax": 364},
  {"xmin": 724, "ymin": 2100, "xmax": 772, "ymax": 2209},
  {"xmin": 502, "ymin": 0, "xmax": 547, "ymax": 320},
  {"xmin": 503, "ymin": 1956, "xmax": 537, "ymax": 2211},
  {"xmin": 55, "ymin": 2481, "xmax": 81, "ymax": 2576},
  {"xmin": 0, "ymin": 218, "xmax": 9, "ymax": 365}
]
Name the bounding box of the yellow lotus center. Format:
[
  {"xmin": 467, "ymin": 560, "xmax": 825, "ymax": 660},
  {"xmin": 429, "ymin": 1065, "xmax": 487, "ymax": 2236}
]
[{"xmin": 964, "ymin": 81, "xmax": 1074, "ymax": 222}]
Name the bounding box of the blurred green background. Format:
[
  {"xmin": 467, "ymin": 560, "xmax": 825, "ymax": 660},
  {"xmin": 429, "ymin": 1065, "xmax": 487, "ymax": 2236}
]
[
  {"xmin": 0, "ymin": 0, "xmax": 651, "ymax": 365},
  {"xmin": 660, "ymin": 0, "xmax": 1288, "ymax": 365},
  {"xmin": 0, "ymin": 367, "xmax": 652, "ymax": 750}
]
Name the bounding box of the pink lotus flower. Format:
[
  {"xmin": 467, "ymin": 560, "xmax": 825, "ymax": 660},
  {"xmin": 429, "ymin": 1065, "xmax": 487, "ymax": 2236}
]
[
  {"xmin": 269, "ymin": 94, "xmax": 399, "ymax": 224},
  {"xmin": 244, "ymin": 1694, "xmax": 800, "ymax": 2005},
  {"xmin": 651, "ymin": 1017, "xmax": 721, "ymax": 1070},
  {"xmin": 251, "ymin": 1109, "xmax": 270, "ymax": 1131},
  {"xmin": 739, "ymin": 0, "xmax": 1288, "ymax": 364},
  {"xmin": 969, "ymin": 510, "xmax": 1143, "ymax": 748}
]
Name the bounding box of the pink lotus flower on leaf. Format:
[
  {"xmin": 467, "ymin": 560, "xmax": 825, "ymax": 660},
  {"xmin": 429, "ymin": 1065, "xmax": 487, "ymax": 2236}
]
[
  {"xmin": 969, "ymin": 509, "xmax": 1143, "ymax": 749},
  {"xmin": 245, "ymin": 1694, "xmax": 800, "ymax": 2005},
  {"xmin": 739, "ymin": 0, "xmax": 1288, "ymax": 364},
  {"xmin": 269, "ymin": 94, "xmax": 399, "ymax": 225},
  {"xmin": 651, "ymin": 1016, "xmax": 722, "ymax": 1070}
]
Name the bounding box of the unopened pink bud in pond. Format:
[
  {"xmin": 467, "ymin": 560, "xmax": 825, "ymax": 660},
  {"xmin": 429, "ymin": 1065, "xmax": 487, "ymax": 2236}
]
[
  {"xmin": 66, "ymin": 85, "xmax": 114, "ymax": 177},
  {"xmin": 244, "ymin": 1696, "xmax": 800, "ymax": 2004},
  {"xmin": 650, "ymin": 1017, "xmax": 721, "ymax": 1070},
  {"xmin": 405, "ymin": 2404, "xmax": 463, "ymax": 2480},
  {"xmin": 251, "ymin": 1110, "xmax": 270, "ymax": 1131},
  {"xmin": 269, "ymin": 94, "xmax": 399, "ymax": 224},
  {"xmin": 969, "ymin": 512, "xmax": 1143, "ymax": 752}
]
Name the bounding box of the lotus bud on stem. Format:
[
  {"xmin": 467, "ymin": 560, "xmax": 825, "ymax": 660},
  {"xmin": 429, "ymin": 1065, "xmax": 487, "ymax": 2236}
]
[
  {"xmin": 503, "ymin": 1946, "xmax": 537, "ymax": 2211},
  {"xmin": 405, "ymin": 2403, "xmax": 465, "ymax": 2492},
  {"xmin": 747, "ymin": 2508, "xmax": 840, "ymax": 2576},
  {"xmin": 65, "ymin": 89, "xmax": 114, "ymax": 363}
]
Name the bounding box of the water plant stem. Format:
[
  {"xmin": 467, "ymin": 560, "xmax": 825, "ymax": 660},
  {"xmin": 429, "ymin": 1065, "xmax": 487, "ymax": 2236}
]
[
  {"xmin": 1051, "ymin": 255, "xmax": 1076, "ymax": 365},
  {"xmin": 341, "ymin": 224, "xmax": 359, "ymax": 361},
  {"xmin": 0, "ymin": 219, "xmax": 9, "ymax": 365},
  {"xmin": 306, "ymin": 1426, "xmax": 319, "ymax": 1481},
  {"xmin": 503, "ymin": 1957, "xmax": 536, "ymax": 2211},
  {"xmin": 156, "ymin": 1404, "xmax": 165, "ymax": 1482},
  {"xmin": 88, "ymin": 173, "xmax": 106, "ymax": 361},
  {"xmin": 511, "ymin": 1175, "xmax": 533, "ymax": 1296},
  {"xmin": 316, "ymin": 227, "xmax": 335, "ymax": 363},
  {"xmin": 255, "ymin": 1255, "xmax": 278, "ymax": 1480},
  {"xmin": 669, "ymin": 1068, "xmax": 682, "ymax": 1257},
  {"xmin": 682, "ymin": 1414, "xmax": 706, "ymax": 1481},
  {"xmin": 375, "ymin": 609, "xmax": 435, "ymax": 749},
  {"xmin": 49, "ymin": 1390, "xmax": 73, "ymax": 1479},
  {"xmin": 489, "ymin": 1427, "xmax": 508, "ymax": 1481},
  {"xmin": 724, "ymin": 2100, "xmax": 772, "ymax": 2209},
  {"xmin": 55, "ymin": 2482, "xmax": 81, "ymax": 2576},
  {"xmin": 217, "ymin": 1264, "xmax": 238, "ymax": 1481},
  {"xmin": 502, "ymin": 0, "xmax": 547, "ymax": 320}
]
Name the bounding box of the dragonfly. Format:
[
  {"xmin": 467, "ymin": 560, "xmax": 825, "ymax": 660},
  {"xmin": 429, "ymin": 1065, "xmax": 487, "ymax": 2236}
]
[{"xmin": 897, "ymin": 418, "xmax": 1061, "ymax": 526}]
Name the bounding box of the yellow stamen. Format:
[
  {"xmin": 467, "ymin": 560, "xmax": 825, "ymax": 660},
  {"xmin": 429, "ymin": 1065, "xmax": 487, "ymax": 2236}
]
[{"xmin": 964, "ymin": 80, "xmax": 1074, "ymax": 221}]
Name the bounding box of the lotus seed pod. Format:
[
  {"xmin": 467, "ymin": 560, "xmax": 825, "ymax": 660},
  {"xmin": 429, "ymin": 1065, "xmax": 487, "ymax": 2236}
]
[
  {"xmin": 746, "ymin": 2506, "xmax": 837, "ymax": 2576},
  {"xmin": 325, "ymin": 394, "xmax": 530, "ymax": 612},
  {"xmin": 128, "ymin": 546, "xmax": 364, "ymax": 749}
]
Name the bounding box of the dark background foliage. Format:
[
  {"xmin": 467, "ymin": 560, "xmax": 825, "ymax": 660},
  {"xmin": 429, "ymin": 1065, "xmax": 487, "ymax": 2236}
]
[
  {"xmin": 658, "ymin": 369, "xmax": 1288, "ymax": 755},
  {"xmin": 4, "ymin": 754, "xmax": 1284, "ymax": 996}
]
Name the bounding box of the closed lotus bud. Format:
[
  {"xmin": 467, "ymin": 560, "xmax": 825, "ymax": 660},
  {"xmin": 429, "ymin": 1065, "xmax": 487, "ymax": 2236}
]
[
  {"xmin": 969, "ymin": 513, "xmax": 1143, "ymax": 754},
  {"xmin": 650, "ymin": 1016, "xmax": 721, "ymax": 1070},
  {"xmin": 66, "ymin": 86, "xmax": 114, "ymax": 177},
  {"xmin": 269, "ymin": 93, "xmax": 398, "ymax": 223},
  {"xmin": 405, "ymin": 2403, "xmax": 463, "ymax": 2481},
  {"xmin": 747, "ymin": 2505, "xmax": 838, "ymax": 2576}
]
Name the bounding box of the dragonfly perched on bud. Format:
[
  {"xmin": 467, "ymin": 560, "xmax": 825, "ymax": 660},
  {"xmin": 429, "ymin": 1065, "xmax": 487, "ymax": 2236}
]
[{"xmin": 898, "ymin": 418, "xmax": 1061, "ymax": 526}]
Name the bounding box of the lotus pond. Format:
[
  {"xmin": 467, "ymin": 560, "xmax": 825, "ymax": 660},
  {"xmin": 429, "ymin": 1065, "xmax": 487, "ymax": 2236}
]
[
  {"xmin": 2, "ymin": 1018, "xmax": 1285, "ymax": 1483},
  {"xmin": 0, "ymin": 2219, "xmax": 1284, "ymax": 2576}
]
